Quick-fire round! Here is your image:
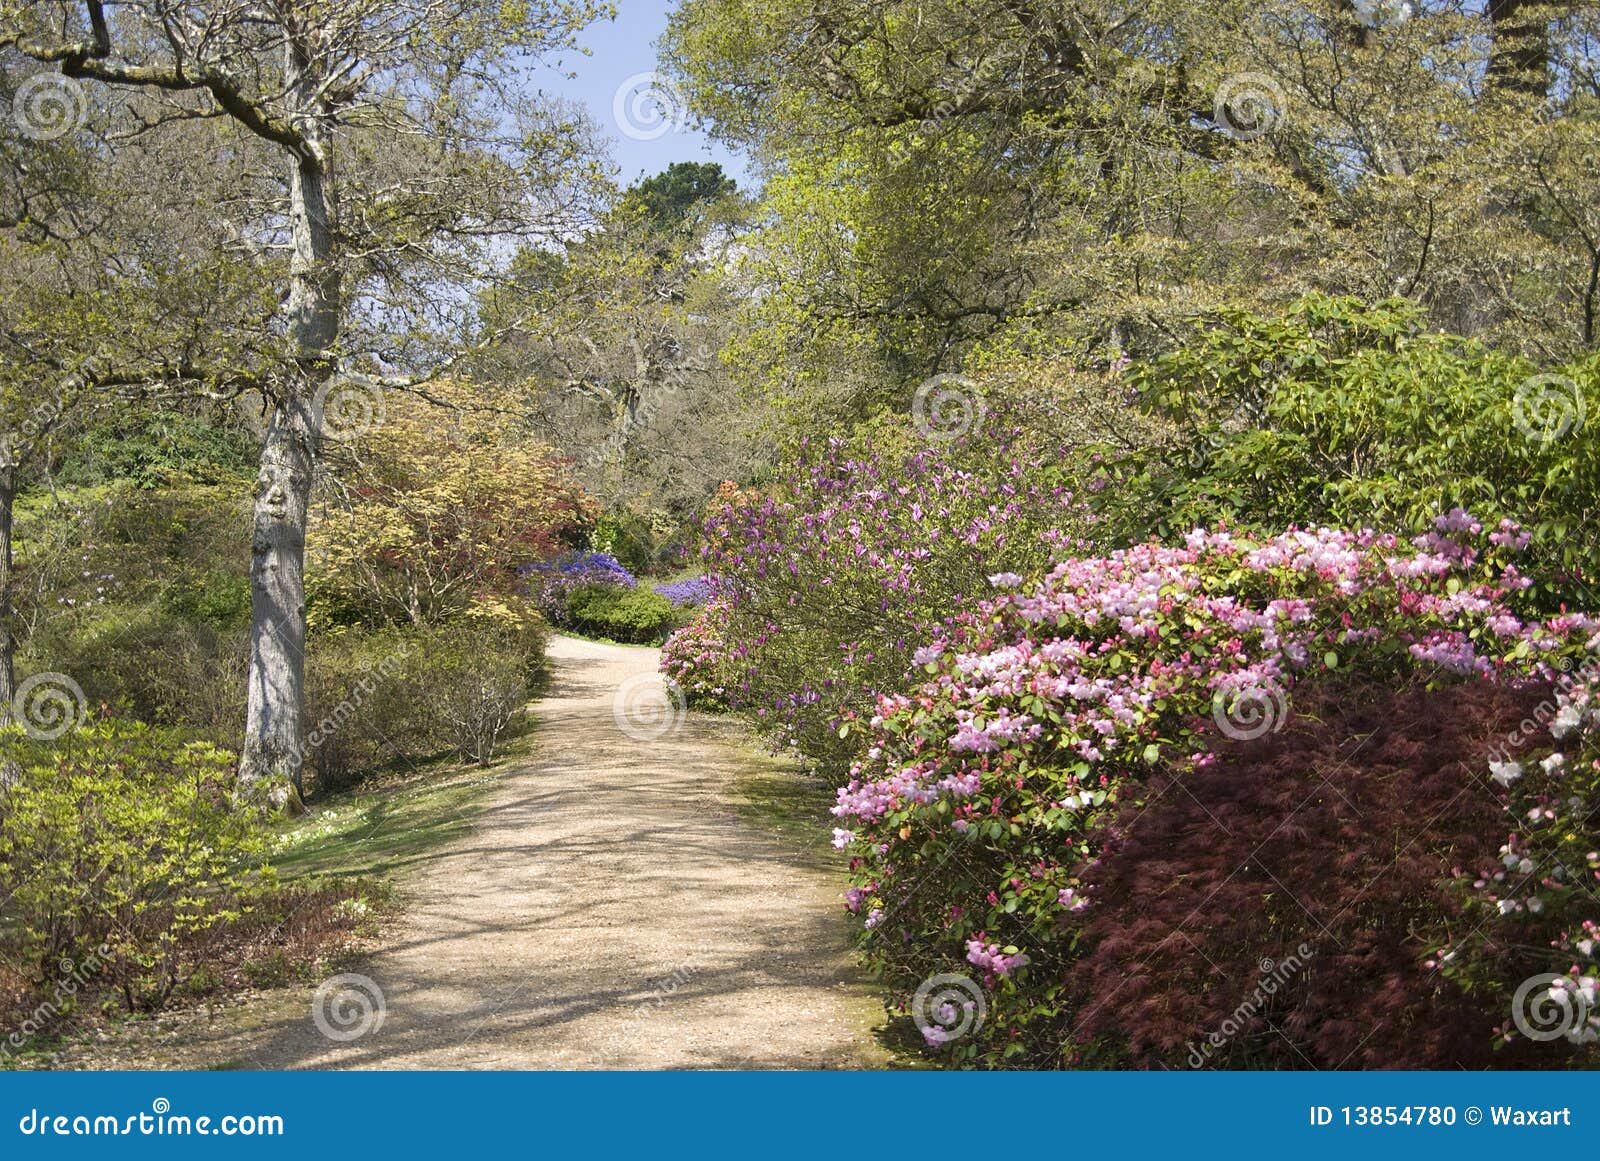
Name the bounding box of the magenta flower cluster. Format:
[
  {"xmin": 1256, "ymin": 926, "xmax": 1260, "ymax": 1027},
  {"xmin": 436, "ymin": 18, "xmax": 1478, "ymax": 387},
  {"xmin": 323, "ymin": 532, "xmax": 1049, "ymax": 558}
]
[{"xmin": 660, "ymin": 599, "xmax": 733, "ymax": 709}]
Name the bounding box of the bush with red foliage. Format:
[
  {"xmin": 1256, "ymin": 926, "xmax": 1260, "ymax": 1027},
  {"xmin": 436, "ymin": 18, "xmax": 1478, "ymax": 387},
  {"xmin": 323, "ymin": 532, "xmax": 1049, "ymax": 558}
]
[{"xmin": 1075, "ymin": 679, "xmax": 1585, "ymax": 1069}]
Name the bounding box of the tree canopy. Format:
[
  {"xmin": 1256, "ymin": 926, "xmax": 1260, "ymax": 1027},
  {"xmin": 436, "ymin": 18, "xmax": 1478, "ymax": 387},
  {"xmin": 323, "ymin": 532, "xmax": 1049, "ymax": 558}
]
[{"xmin": 664, "ymin": 0, "xmax": 1600, "ymax": 419}]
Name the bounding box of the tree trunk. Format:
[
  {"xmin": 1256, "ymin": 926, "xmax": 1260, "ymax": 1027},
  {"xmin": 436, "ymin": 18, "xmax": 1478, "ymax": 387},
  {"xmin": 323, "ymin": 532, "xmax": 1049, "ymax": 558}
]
[
  {"xmin": 238, "ymin": 403, "xmax": 316, "ymax": 807},
  {"xmin": 237, "ymin": 46, "xmax": 339, "ymax": 807}
]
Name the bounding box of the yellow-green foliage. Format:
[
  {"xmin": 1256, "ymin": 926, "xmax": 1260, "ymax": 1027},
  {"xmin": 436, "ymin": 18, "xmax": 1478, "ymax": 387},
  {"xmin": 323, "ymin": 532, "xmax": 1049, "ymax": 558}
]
[
  {"xmin": 666, "ymin": 0, "xmax": 1600, "ymax": 419},
  {"xmin": 0, "ymin": 720, "xmax": 267, "ymax": 1011},
  {"xmin": 1099, "ymin": 295, "xmax": 1600, "ymax": 609},
  {"xmin": 309, "ymin": 381, "xmax": 593, "ymax": 630}
]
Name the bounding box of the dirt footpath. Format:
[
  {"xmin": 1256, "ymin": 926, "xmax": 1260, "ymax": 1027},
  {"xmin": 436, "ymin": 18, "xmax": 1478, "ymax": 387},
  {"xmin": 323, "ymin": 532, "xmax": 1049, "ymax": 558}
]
[{"xmin": 64, "ymin": 635, "xmax": 890, "ymax": 1070}]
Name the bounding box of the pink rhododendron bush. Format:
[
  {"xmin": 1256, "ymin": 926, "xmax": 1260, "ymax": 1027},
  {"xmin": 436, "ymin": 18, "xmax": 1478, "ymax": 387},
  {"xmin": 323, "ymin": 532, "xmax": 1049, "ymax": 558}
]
[
  {"xmin": 660, "ymin": 595, "xmax": 734, "ymax": 710},
  {"xmin": 663, "ymin": 404, "xmax": 1094, "ymax": 774},
  {"xmin": 832, "ymin": 513, "xmax": 1600, "ymax": 1067}
]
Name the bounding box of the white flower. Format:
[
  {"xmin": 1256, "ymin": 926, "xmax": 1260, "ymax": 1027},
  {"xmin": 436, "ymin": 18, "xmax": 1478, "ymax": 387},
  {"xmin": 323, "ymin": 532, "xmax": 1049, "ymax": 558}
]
[
  {"xmin": 1518, "ymin": 857, "xmax": 1536, "ymax": 875},
  {"xmin": 1551, "ymin": 705, "xmax": 1583, "ymax": 739},
  {"xmin": 1528, "ymin": 897, "xmax": 1545, "ymax": 914},
  {"xmin": 1489, "ymin": 760, "xmax": 1523, "ymax": 788},
  {"xmin": 1542, "ymin": 752, "xmax": 1567, "ymax": 775}
]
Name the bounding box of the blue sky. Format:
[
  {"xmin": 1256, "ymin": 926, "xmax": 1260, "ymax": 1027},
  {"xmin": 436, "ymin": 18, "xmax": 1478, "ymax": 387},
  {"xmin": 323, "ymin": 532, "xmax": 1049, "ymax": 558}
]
[{"xmin": 535, "ymin": 1, "xmax": 756, "ymax": 192}]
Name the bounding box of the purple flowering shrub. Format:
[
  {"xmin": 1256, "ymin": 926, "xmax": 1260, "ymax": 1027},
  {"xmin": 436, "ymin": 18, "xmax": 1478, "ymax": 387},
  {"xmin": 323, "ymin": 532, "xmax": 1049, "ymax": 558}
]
[
  {"xmin": 831, "ymin": 512, "xmax": 1600, "ymax": 1066},
  {"xmin": 519, "ymin": 551, "xmax": 636, "ymax": 627},
  {"xmin": 653, "ymin": 575, "xmax": 715, "ymax": 608},
  {"xmin": 691, "ymin": 404, "xmax": 1095, "ymax": 775}
]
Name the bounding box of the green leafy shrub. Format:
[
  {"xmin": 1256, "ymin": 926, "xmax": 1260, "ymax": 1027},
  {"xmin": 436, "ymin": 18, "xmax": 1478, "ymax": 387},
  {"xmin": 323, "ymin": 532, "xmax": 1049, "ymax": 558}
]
[
  {"xmin": 1096, "ymin": 294, "xmax": 1600, "ymax": 610},
  {"xmin": 33, "ymin": 605, "xmax": 247, "ymax": 748},
  {"xmin": 162, "ymin": 570, "xmax": 252, "ymax": 631},
  {"xmin": 58, "ymin": 408, "xmax": 257, "ymax": 489},
  {"xmin": 0, "ymin": 721, "xmax": 268, "ymax": 1012},
  {"xmin": 567, "ymin": 582, "xmax": 677, "ymax": 643},
  {"xmin": 16, "ymin": 480, "xmax": 252, "ymax": 750},
  {"xmin": 302, "ymin": 631, "xmax": 430, "ymax": 792},
  {"xmin": 425, "ymin": 650, "xmax": 532, "ymax": 766},
  {"xmin": 17, "ymin": 467, "xmax": 551, "ymax": 793},
  {"xmin": 35, "ymin": 606, "xmax": 547, "ymax": 797}
]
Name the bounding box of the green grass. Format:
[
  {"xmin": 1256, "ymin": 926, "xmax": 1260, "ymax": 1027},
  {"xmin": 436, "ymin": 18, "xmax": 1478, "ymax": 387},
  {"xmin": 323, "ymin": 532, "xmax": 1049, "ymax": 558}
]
[
  {"xmin": 268, "ymin": 763, "xmax": 502, "ymax": 882},
  {"xmin": 0, "ymin": 756, "xmax": 495, "ymax": 1071},
  {"xmin": 727, "ymin": 765, "xmax": 836, "ymax": 854}
]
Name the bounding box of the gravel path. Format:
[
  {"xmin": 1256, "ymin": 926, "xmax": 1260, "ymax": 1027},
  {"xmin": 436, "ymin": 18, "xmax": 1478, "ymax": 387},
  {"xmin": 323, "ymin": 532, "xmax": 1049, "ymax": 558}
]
[{"xmin": 81, "ymin": 635, "xmax": 889, "ymax": 1070}]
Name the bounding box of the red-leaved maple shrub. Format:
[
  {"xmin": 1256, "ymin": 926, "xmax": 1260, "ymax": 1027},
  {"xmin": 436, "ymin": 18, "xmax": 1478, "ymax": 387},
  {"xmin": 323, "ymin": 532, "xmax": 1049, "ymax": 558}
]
[{"xmin": 1074, "ymin": 679, "xmax": 1580, "ymax": 1069}]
